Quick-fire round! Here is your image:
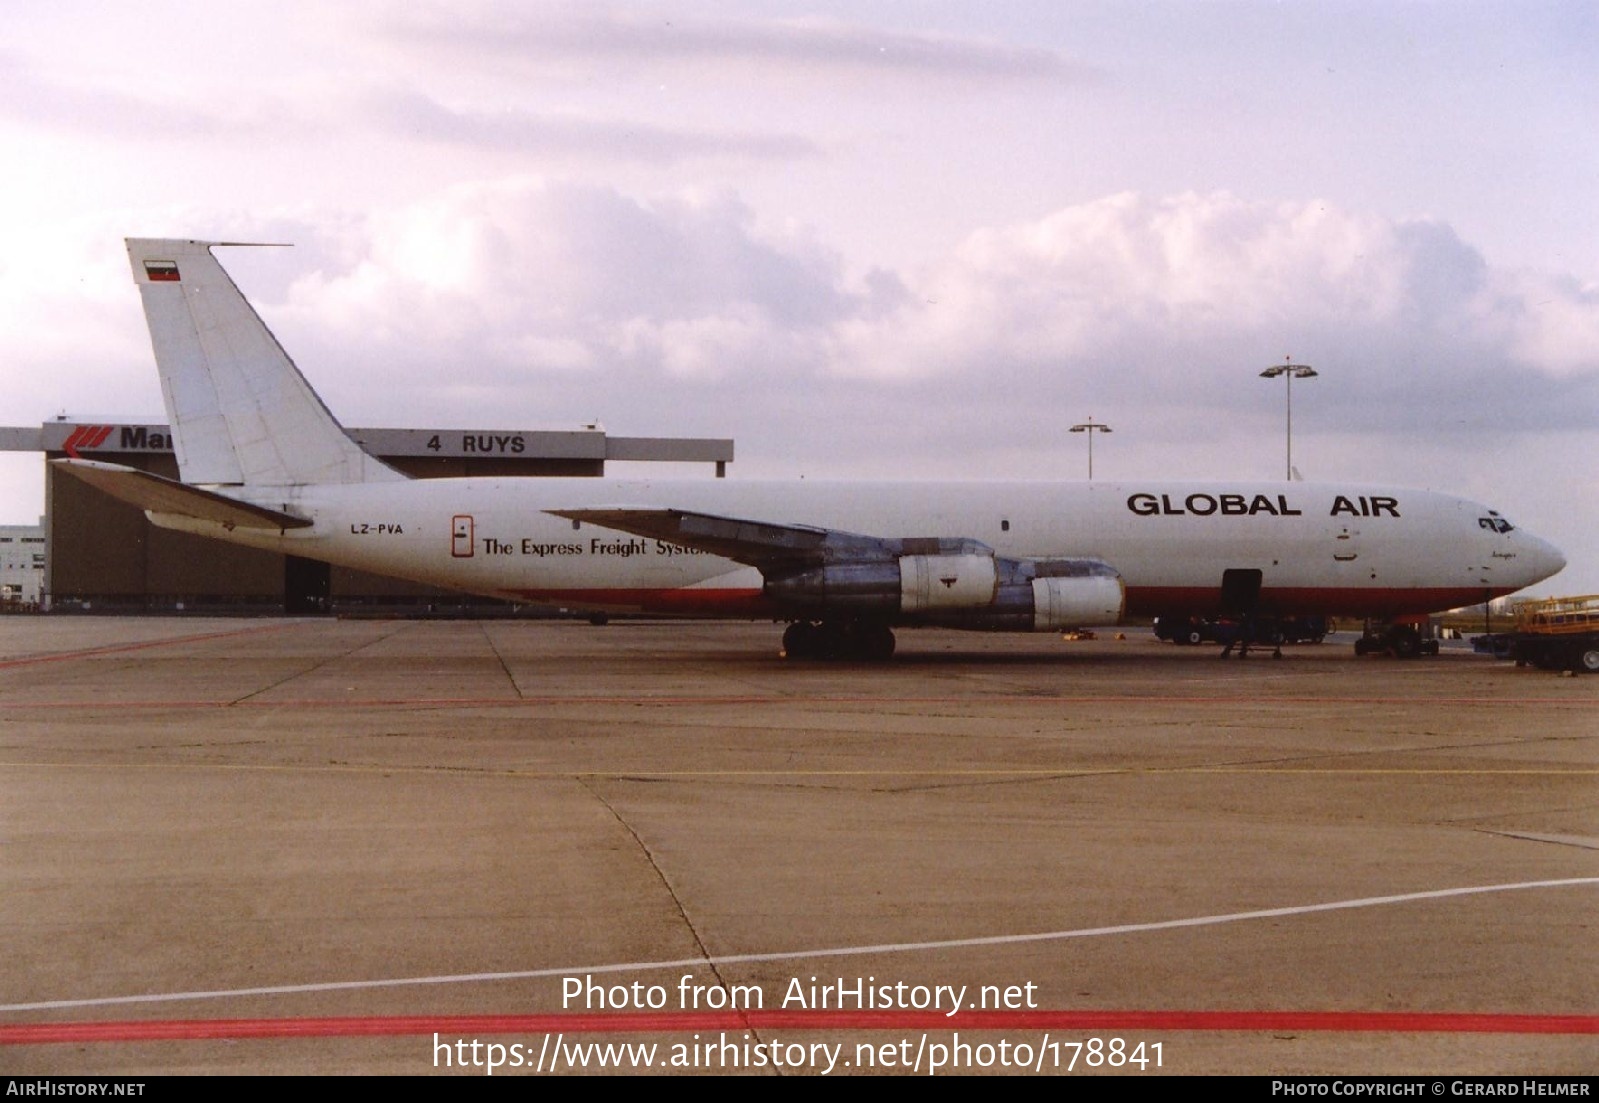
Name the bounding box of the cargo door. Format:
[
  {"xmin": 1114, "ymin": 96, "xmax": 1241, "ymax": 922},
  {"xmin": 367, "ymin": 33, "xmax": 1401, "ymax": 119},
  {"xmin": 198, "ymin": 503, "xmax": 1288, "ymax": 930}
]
[
  {"xmin": 1220, "ymin": 568, "xmax": 1263, "ymax": 614},
  {"xmin": 452, "ymin": 514, "xmax": 475, "ymax": 558}
]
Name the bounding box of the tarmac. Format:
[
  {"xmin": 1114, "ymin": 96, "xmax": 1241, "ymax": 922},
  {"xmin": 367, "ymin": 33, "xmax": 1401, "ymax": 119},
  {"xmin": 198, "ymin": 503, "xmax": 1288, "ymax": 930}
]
[{"xmin": 1, "ymin": 616, "xmax": 1595, "ymax": 1076}]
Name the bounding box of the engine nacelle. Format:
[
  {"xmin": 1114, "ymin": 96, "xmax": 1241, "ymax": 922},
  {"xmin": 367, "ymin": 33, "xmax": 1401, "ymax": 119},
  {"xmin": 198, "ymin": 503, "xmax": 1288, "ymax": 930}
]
[
  {"xmin": 900, "ymin": 554, "xmax": 1000, "ymax": 611},
  {"xmin": 765, "ymin": 552, "xmax": 1123, "ymax": 630},
  {"xmin": 1029, "ymin": 574, "xmax": 1125, "ymax": 630}
]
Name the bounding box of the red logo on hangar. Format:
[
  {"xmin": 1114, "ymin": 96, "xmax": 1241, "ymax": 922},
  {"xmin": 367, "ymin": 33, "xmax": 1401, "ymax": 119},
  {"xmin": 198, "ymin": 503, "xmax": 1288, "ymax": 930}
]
[{"xmin": 61, "ymin": 425, "xmax": 115, "ymax": 458}]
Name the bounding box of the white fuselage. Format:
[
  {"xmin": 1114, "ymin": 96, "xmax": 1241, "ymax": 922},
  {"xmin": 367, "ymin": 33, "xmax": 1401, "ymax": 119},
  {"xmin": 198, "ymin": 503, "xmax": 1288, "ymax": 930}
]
[{"xmin": 152, "ymin": 477, "xmax": 1566, "ymax": 622}]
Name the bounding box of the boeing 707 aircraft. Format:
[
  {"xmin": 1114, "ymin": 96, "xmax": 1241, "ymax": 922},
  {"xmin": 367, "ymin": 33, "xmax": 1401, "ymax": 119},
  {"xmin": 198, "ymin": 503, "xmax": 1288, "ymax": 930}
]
[{"xmin": 52, "ymin": 239, "xmax": 1566, "ymax": 659}]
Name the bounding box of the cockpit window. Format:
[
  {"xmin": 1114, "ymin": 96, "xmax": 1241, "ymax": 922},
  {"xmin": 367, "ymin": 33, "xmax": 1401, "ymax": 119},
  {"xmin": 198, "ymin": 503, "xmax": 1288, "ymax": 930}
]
[{"xmin": 1478, "ymin": 511, "xmax": 1514, "ymax": 534}]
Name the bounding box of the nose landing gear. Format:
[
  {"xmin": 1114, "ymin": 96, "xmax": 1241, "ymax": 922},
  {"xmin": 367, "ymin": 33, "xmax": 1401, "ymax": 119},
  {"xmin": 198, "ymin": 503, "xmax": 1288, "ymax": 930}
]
[{"xmin": 1354, "ymin": 621, "xmax": 1440, "ymax": 658}]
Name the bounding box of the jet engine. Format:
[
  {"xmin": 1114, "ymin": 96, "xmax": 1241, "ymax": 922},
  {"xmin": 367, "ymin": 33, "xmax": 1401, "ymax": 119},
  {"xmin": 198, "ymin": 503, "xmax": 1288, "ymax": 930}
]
[{"xmin": 765, "ymin": 554, "xmax": 1123, "ymax": 630}]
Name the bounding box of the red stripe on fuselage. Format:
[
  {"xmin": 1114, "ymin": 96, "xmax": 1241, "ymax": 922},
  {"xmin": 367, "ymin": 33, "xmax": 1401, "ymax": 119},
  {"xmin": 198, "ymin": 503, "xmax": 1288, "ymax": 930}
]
[
  {"xmin": 1124, "ymin": 585, "xmax": 1516, "ymax": 619},
  {"xmin": 512, "ymin": 588, "xmax": 775, "ymax": 616},
  {"xmin": 509, "ymin": 585, "xmax": 1513, "ymax": 621}
]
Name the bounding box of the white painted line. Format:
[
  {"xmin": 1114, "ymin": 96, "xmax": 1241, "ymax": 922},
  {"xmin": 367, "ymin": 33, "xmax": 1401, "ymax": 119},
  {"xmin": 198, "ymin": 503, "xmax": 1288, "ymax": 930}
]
[{"xmin": 5, "ymin": 877, "xmax": 1594, "ymax": 1013}]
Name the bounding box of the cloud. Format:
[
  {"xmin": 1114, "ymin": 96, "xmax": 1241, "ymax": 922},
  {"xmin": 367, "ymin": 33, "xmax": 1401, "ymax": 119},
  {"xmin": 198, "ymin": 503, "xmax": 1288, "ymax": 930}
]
[
  {"xmin": 1494, "ymin": 270, "xmax": 1599, "ymax": 378},
  {"xmin": 835, "ymin": 193, "xmax": 1485, "ymax": 370},
  {"xmin": 256, "ymin": 179, "xmax": 898, "ymax": 395},
  {"xmin": 0, "ymin": 220, "xmax": 151, "ymax": 409},
  {"xmin": 12, "ymin": 182, "xmax": 1593, "ymax": 480},
  {"xmin": 0, "ymin": 51, "xmax": 259, "ymax": 139},
  {"xmin": 376, "ymin": 4, "xmax": 1094, "ymax": 83},
  {"xmin": 825, "ymin": 193, "xmax": 1598, "ymax": 434},
  {"xmin": 195, "ymin": 185, "xmax": 1595, "ymax": 456},
  {"xmin": 345, "ymin": 86, "xmax": 819, "ymax": 162},
  {"xmin": 0, "ymin": 50, "xmax": 814, "ymax": 164}
]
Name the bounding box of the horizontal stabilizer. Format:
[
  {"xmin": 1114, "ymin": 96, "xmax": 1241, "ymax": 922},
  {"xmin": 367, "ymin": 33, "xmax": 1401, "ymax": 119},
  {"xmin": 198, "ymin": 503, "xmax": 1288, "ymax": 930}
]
[{"xmin": 52, "ymin": 459, "xmax": 312, "ymax": 530}]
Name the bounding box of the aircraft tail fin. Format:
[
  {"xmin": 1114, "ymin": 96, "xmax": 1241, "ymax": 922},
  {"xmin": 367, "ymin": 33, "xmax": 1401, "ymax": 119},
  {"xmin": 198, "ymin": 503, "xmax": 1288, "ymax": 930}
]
[{"xmin": 126, "ymin": 238, "xmax": 404, "ymax": 487}]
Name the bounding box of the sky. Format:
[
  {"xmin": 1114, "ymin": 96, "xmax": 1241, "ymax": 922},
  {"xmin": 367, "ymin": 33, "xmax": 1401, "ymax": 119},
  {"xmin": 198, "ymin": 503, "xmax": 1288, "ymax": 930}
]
[{"xmin": 1, "ymin": 1, "xmax": 1595, "ymax": 596}]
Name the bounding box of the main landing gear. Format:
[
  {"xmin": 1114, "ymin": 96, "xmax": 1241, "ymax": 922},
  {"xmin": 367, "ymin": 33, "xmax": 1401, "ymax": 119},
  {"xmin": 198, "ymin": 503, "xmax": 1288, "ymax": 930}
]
[{"xmin": 781, "ymin": 620, "xmax": 897, "ymax": 661}]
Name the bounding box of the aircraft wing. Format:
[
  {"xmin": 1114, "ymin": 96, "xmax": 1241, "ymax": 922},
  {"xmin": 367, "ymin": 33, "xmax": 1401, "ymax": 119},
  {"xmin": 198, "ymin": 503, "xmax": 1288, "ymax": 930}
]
[
  {"xmin": 547, "ymin": 507, "xmax": 993, "ymax": 572},
  {"xmin": 52, "ymin": 459, "xmax": 313, "ymax": 531},
  {"xmin": 551, "ymin": 507, "xmax": 1122, "ymax": 637}
]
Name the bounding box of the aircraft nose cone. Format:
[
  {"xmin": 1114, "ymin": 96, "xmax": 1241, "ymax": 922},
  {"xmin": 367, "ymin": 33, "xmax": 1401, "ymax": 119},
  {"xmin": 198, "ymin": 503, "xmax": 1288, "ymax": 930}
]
[{"xmin": 1526, "ymin": 534, "xmax": 1566, "ymax": 583}]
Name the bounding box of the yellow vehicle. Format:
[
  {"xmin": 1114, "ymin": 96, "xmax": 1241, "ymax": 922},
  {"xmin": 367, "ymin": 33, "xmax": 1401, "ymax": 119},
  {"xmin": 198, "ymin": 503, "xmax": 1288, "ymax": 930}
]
[{"xmin": 1511, "ymin": 595, "xmax": 1599, "ymax": 674}]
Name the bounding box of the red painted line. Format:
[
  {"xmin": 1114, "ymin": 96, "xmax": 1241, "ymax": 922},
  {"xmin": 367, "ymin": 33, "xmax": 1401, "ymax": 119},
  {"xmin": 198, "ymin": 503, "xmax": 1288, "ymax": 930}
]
[
  {"xmin": 0, "ymin": 622, "xmax": 301, "ymax": 670},
  {"xmin": 3, "ymin": 1010, "xmax": 1594, "ymax": 1045},
  {"xmin": 5, "ymin": 694, "xmax": 1594, "ymax": 711}
]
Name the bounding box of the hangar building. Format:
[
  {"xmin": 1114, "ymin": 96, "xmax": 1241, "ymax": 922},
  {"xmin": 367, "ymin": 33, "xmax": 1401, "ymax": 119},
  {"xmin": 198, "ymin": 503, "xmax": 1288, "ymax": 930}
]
[{"xmin": 0, "ymin": 419, "xmax": 733, "ymax": 614}]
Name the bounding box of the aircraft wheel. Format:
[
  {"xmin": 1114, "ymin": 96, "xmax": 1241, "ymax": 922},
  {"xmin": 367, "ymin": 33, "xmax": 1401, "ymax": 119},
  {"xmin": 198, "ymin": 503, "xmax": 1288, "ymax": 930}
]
[
  {"xmin": 1390, "ymin": 628, "xmax": 1421, "ymax": 659},
  {"xmin": 858, "ymin": 623, "xmax": 897, "ymax": 661},
  {"xmin": 813, "ymin": 621, "xmax": 849, "ymax": 660},
  {"xmin": 782, "ymin": 621, "xmax": 817, "ymax": 659}
]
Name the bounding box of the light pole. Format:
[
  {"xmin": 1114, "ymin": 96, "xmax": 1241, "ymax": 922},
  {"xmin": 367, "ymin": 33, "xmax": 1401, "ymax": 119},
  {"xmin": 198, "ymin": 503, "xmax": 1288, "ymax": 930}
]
[
  {"xmin": 1069, "ymin": 417, "xmax": 1112, "ymax": 479},
  {"xmin": 1259, "ymin": 361, "xmax": 1317, "ymax": 480}
]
